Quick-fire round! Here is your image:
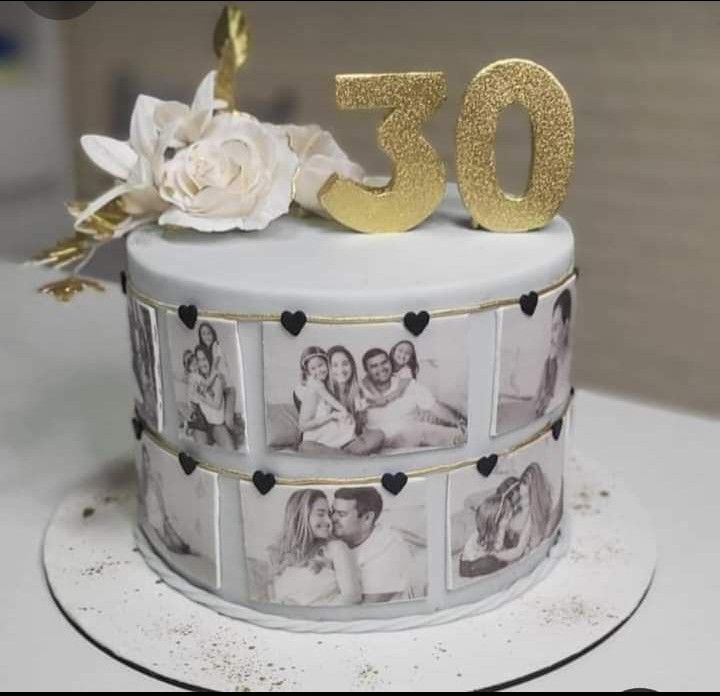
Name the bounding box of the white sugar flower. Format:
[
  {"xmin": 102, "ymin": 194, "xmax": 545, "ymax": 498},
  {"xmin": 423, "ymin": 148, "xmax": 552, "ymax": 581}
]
[
  {"xmin": 157, "ymin": 112, "xmax": 298, "ymax": 232},
  {"xmin": 276, "ymin": 124, "xmax": 364, "ymax": 217},
  {"xmin": 77, "ymin": 71, "xmax": 223, "ymax": 235}
]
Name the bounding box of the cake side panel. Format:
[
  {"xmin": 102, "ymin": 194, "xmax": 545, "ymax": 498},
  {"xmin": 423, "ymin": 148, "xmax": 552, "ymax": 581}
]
[{"xmin": 124, "ymin": 211, "xmax": 575, "ymax": 626}]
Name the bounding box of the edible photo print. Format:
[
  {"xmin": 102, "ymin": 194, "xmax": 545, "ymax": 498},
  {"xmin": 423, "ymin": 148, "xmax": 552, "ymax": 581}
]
[
  {"xmin": 136, "ymin": 435, "xmax": 220, "ymax": 589},
  {"xmin": 492, "ymin": 279, "xmax": 575, "ymax": 436},
  {"xmin": 239, "ymin": 479, "xmax": 428, "ymax": 606},
  {"xmin": 447, "ymin": 432, "xmax": 564, "ymax": 590},
  {"xmin": 167, "ymin": 316, "xmax": 247, "ymax": 452},
  {"xmin": 127, "ymin": 296, "xmax": 163, "ymax": 432},
  {"xmin": 263, "ymin": 316, "xmax": 469, "ymax": 456}
]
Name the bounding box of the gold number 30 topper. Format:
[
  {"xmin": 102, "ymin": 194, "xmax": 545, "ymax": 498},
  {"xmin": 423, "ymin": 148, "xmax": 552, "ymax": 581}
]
[{"xmin": 320, "ymin": 60, "xmax": 574, "ymax": 234}]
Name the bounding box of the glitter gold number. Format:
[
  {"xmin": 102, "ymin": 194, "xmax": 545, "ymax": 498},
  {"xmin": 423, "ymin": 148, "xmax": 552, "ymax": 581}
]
[
  {"xmin": 456, "ymin": 59, "xmax": 574, "ymax": 232},
  {"xmin": 319, "ymin": 72, "xmax": 447, "ymax": 233}
]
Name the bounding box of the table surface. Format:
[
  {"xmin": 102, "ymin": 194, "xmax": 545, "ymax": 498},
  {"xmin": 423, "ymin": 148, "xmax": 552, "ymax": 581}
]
[{"xmin": 1, "ymin": 259, "xmax": 717, "ymax": 692}]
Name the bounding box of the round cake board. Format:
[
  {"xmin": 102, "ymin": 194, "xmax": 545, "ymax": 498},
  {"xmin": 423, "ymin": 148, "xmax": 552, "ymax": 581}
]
[{"xmin": 43, "ymin": 454, "xmax": 655, "ymax": 692}]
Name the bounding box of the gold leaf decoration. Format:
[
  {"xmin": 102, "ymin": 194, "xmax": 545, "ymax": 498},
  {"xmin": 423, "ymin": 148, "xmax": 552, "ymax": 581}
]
[
  {"xmin": 33, "ymin": 232, "xmax": 93, "ymax": 269},
  {"xmin": 38, "ymin": 277, "xmax": 105, "ymax": 303},
  {"xmin": 213, "ymin": 5, "xmax": 249, "ymax": 110},
  {"xmin": 67, "ymin": 197, "xmax": 127, "ymax": 240}
]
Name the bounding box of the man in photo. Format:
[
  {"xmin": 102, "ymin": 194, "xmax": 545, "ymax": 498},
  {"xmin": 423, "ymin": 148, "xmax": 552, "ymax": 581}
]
[
  {"xmin": 331, "ymin": 487, "xmax": 412, "ymax": 603},
  {"xmin": 361, "ymin": 348, "xmax": 464, "ymax": 450}
]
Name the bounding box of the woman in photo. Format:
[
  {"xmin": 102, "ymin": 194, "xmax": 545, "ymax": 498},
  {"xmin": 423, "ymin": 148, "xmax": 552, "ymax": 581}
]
[
  {"xmin": 327, "ymin": 345, "xmax": 385, "ymax": 455},
  {"xmin": 129, "ymin": 304, "xmax": 157, "ymax": 423},
  {"xmin": 535, "ymin": 288, "xmax": 572, "ymax": 417},
  {"xmin": 182, "ymin": 349, "xmax": 210, "ymax": 445},
  {"xmin": 458, "ymin": 461, "xmax": 557, "ymax": 578},
  {"xmin": 520, "ymin": 462, "xmax": 554, "ymax": 546},
  {"xmin": 138, "ymin": 445, "xmax": 190, "ymax": 555},
  {"xmin": 197, "ymin": 322, "xmax": 237, "ymax": 432},
  {"xmin": 192, "ymin": 346, "xmax": 235, "ymax": 449},
  {"xmin": 271, "ymin": 489, "xmax": 362, "ymax": 606},
  {"xmin": 293, "ymin": 346, "xmax": 356, "ymax": 453}
]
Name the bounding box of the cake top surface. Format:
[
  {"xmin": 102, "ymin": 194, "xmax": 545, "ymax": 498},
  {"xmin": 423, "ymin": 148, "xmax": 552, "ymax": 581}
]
[{"xmin": 128, "ymin": 186, "xmax": 573, "ymax": 315}]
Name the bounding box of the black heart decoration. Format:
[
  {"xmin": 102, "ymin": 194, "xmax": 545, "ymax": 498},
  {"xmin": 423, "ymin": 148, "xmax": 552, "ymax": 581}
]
[
  {"xmin": 280, "ymin": 310, "xmax": 307, "ymax": 337},
  {"xmin": 178, "ymin": 304, "xmax": 198, "ymax": 330},
  {"xmin": 476, "ymin": 454, "xmax": 499, "ymax": 477},
  {"xmin": 178, "ymin": 452, "xmax": 198, "ymax": 476},
  {"xmin": 519, "ymin": 291, "xmax": 539, "ymax": 317},
  {"xmin": 120, "ymin": 271, "xmax": 127, "ymax": 295},
  {"xmin": 403, "ymin": 311, "xmax": 430, "ymax": 337},
  {"xmin": 131, "ymin": 416, "xmax": 143, "ymax": 441},
  {"xmin": 552, "ymin": 418, "xmax": 564, "ymax": 441},
  {"xmin": 252, "ymin": 470, "xmax": 276, "ymax": 495},
  {"xmin": 381, "ymin": 472, "xmax": 408, "ymax": 496}
]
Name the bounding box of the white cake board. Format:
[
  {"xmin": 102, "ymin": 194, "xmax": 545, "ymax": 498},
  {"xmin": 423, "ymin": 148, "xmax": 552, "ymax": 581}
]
[{"xmin": 43, "ymin": 454, "xmax": 655, "ymax": 692}]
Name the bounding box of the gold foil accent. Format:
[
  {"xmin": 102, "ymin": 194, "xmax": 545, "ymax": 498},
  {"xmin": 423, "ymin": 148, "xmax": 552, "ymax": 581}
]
[
  {"xmin": 69, "ymin": 198, "xmax": 127, "ymax": 240},
  {"xmin": 456, "ymin": 59, "xmax": 575, "ymax": 232},
  {"xmin": 213, "ymin": 5, "xmax": 249, "ymax": 110},
  {"xmin": 32, "ymin": 232, "xmax": 93, "ymax": 269},
  {"xmin": 319, "ymin": 72, "xmax": 447, "ymax": 233},
  {"xmin": 141, "ymin": 394, "xmax": 572, "ymax": 485},
  {"xmin": 127, "ymin": 267, "xmax": 577, "ymax": 325},
  {"xmin": 38, "ymin": 277, "xmax": 105, "ymax": 303}
]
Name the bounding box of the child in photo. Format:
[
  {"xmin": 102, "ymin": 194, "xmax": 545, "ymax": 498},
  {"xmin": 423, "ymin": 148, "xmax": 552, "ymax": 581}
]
[
  {"xmin": 361, "ymin": 340, "xmax": 418, "ymax": 407},
  {"xmin": 294, "ymin": 346, "xmax": 356, "ymax": 451}
]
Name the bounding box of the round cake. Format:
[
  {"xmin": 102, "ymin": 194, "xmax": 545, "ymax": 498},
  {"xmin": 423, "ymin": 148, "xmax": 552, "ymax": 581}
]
[{"xmin": 124, "ymin": 185, "xmax": 577, "ymax": 631}]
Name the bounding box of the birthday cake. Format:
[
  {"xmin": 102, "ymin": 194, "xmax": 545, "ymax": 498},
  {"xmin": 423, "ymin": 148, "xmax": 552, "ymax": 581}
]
[{"xmin": 36, "ymin": 7, "xmax": 576, "ymax": 631}]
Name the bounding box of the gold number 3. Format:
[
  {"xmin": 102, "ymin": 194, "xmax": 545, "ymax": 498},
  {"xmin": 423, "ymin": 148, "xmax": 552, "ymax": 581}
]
[
  {"xmin": 319, "ymin": 73, "xmax": 447, "ymax": 234},
  {"xmin": 320, "ymin": 60, "xmax": 574, "ymax": 234}
]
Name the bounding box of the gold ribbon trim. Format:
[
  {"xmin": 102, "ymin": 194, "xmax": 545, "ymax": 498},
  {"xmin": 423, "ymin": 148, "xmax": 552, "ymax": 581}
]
[
  {"xmin": 140, "ymin": 394, "xmax": 572, "ymax": 486},
  {"xmin": 127, "ymin": 267, "xmax": 576, "ymax": 325}
]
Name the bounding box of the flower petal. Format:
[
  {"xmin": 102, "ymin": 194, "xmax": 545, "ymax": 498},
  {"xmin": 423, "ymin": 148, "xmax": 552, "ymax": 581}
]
[
  {"xmin": 72, "ymin": 182, "xmax": 133, "ymax": 238},
  {"xmin": 80, "ymin": 135, "xmax": 137, "ymax": 180},
  {"xmin": 129, "ymin": 94, "xmax": 163, "ymax": 160},
  {"xmin": 191, "ymin": 70, "xmax": 221, "ymax": 114}
]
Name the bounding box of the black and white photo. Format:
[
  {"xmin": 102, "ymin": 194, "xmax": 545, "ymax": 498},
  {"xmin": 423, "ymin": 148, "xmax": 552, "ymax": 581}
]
[
  {"xmin": 240, "ymin": 480, "xmax": 428, "ymax": 606},
  {"xmin": 136, "ymin": 435, "xmax": 220, "ymax": 588},
  {"xmin": 447, "ymin": 433, "xmax": 564, "ymax": 590},
  {"xmin": 263, "ymin": 317, "xmax": 469, "ymax": 456},
  {"xmin": 493, "ymin": 280, "xmax": 575, "ymax": 436},
  {"xmin": 167, "ymin": 316, "xmax": 247, "ymax": 452},
  {"xmin": 127, "ymin": 297, "xmax": 163, "ymax": 431}
]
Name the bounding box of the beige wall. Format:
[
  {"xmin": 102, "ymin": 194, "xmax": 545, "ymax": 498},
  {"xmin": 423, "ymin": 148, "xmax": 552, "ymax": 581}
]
[{"xmin": 62, "ymin": 1, "xmax": 720, "ymax": 414}]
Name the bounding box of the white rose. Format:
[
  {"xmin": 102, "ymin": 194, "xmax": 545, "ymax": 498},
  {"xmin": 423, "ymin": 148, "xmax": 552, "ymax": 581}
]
[
  {"xmin": 157, "ymin": 112, "xmax": 298, "ymax": 232},
  {"xmin": 77, "ymin": 71, "xmax": 224, "ymax": 235},
  {"xmin": 279, "ymin": 124, "xmax": 364, "ymax": 217}
]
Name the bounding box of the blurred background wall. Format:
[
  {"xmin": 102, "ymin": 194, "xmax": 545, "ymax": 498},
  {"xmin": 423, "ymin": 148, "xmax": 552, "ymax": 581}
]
[{"xmin": 2, "ymin": 1, "xmax": 719, "ymax": 414}]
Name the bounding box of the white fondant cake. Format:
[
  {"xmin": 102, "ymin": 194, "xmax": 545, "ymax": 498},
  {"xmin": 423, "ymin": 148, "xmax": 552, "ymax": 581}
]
[{"xmin": 125, "ymin": 185, "xmax": 576, "ymax": 630}]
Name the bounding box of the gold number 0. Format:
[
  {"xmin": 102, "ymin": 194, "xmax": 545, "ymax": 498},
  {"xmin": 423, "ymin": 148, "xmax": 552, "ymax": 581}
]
[
  {"xmin": 319, "ymin": 73, "xmax": 447, "ymax": 234},
  {"xmin": 456, "ymin": 59, "xmax": 575, "ymax": 231}
]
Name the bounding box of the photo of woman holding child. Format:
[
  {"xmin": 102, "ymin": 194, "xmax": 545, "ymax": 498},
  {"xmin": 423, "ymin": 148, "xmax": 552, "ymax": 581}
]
[
  {"xmin": 169, "ymin": 318, "xmax": 247, "ymax": 452},
  {"xmin": 447, "ymin": 434, "xmax": 564, "ymax": 589},
  {"xmin": 264, "ymin": 319, "xmax": 469, "ymax": 456}
]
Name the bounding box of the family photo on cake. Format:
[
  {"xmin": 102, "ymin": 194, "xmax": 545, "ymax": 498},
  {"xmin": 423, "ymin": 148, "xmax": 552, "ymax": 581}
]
[
  {"xmin": 493, "ymin": 281, "xmax": 575, "ymax": 436},
  {"xmin": 127, "ymin": 297, "xmax": 163, "ymax": 432},
  {"xmin": 447, "ymin": 434, "xmax": 564, "ymax": 589},
  {"xmin": 168, "ymin": 317, "xmax": 247, "ymax": 452},
  {"xmin": 240, "ymin": 481, "xmax": 428, "ymax": 606},
  {"xmin": 263, "ymin": 318, "xmax": 468, "ymax": 456},
  {"xmin": 136, "ymin": 437, "xmax": 220, "ymax": 589}
]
